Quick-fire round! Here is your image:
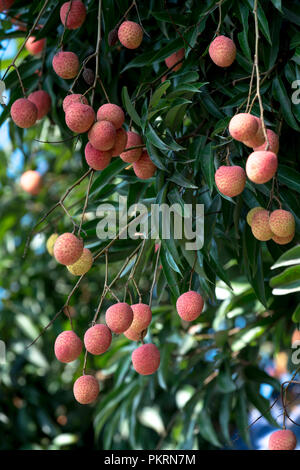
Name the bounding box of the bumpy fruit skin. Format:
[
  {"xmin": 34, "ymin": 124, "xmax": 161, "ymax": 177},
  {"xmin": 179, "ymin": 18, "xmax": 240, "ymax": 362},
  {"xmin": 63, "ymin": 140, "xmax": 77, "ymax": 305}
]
[
  {"xmin": 84, "ymin": 324, "xmax": 112, "ymax": 355},
  {"xmin": 246, "ymin": 151, "xmax": 278, "ymax": 184},
  {"xmin": 28, "ymin": 90, "xmax": 51, "ymax": 120},
  {"xmin": 208, "ymin": 35, "xmax": 236, "ymax": 67},
  {"xmin": 52, "ymin": 51, "xmax": 79, "ymax": 79},
  {"xmin": 88, "ymin": 121, "xmax": 116, "ymax": 151},
  {"xmin": 272, "ymin": 233, "xmax": 294, "ymax": 245},
  {"xmin": 11, "ymin": 98, "xmax": 37, "ymax": 128},
  {"xmin": 54, "ymin": 331, "xmax": 82, "ymax": 363},
  {"xmin": 165, "ymin": 48, "xmax": 185, "ymax": 71},
  {"xmin": 215, "ymin": 165, "xmax": 246, "ymax": 197},
  {"xmin": 243, "ymin": 117, "xmax": 265, "ymax": 148},
  {"xmin": 268, "ymin": 430, "xmax": 297, "ymax": 450},
  {"xmin": 229, "ymin": 113, "xmax": 258, "ymax": 142},
  {"xmin": 26, "ymin": 36, "xmax": 46, "ymax": 55},
  {"xmin": 292, "ymin": 329, "xmax": 300, "ymax": 346},
  {"xmin": 132, "ymin": 343, "xmax": 160, "ymax": 375},
  {"xmin": 60, "ymin": 0, "xmax": 86, "ymax": 29},
  {"xmin": 128, "ymin": 304, "xmax": 152, "ymax": 333},
  {"xmin": 269, "ymin": 210, "xmax": 295, "ymax": 238},
  {"xmin": 251, "ymin": 210, "xmax": 273, "ymax": 241},
  {"xmin": 46, "ymin": 233, "xmax": 58, "ymax": 255},
  {"xmin": 0, "ymin": 0, "xmax": 14, "ymax": 12},
  {"xmin": 20, "ymin": 170, "xmax": 42, "ymax": 195},
  {"xmin": 105, "ymin": 302, "xmax": 133, "ymax": 334},
  {"xmin": 97, "ymin": 104, "xmax": 125, "ymax": 129},
  {"xmin": 254, "ymin": 129, "xmax": 279, "ymax": 154},
  {"xmin": 111, "ymin": 128, "xmax": 128, "ymax": 157},
  {"xmin": 118, "ymin": 21, "xmax": 143, "ymax": 49},
  {"xmin": 63, "ymin": 94, "xmax": 88, "ymax": 112},
  {"xmin": 53, "ymin": 233, "xmax": 83, "ymax": 265},
  {"xmin": 246, "ymin": 207, "xmax": 264, "ymax": 226},
  {"xmin": 133, "ymin": 151, "xmax": 157, "ymax": 179},
  {"xmin": 73, "ymin": 375, "xmax": 99, "ymax": 404},
  {"xmin": 176, "ymin": 291, "xmax": 204, "ymax": 322},
  {"xmin": 85, "ymin": 142, "xmax": 112, "ymax": 170},
  {"xmin": 65, "ymin": 102, "xmax": 95, "ymax": 133},
  {"xmin": 67, "ymin": 248, "xmax": 93, "ymax": 275},
  {"xmin": 120, "ymin": 131, "xmax": 143, "ymax": 163},
  {"xmin": 124, "ymin": 328, "xmax": 143, "ymax": 342}
]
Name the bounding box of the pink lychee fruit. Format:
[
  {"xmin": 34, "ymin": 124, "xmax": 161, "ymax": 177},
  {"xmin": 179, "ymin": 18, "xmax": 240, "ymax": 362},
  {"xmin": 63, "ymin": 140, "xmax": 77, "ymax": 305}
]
[
  {"xmin": 124, "ymin": 328, "xmax": 143, "ymax": 342},
  {"xmin": 243, "ymin": 117, "xmax": 265, "ymax": 148},
  {"xmin": 165, "ymin": 48, "xmax": 185, "ymax": 71},
  {"xmin": 28, "ymin": 90, "xmax": 51, "ymax": 120},
  {"xmin": 251, "ymin": 210, "xmax": 273, "ymax": 241},
  {"xmin": 254, "ymin": 129, "xmax": 279, "ymax": 154},
  {"xmin": 120, "ymin": 131, "xmax": 143, "ymax": 163},
  {"xmin": 111, "ymin": 128, "xmax": 128, "ymax": 157},
  {"xmin": 85, "ymin": 142, "xmax": 112, "ymax": 170},
  {"xmin": 229, "ymin": 113, "xmax": 258, "ymax": 142},
  {"xmin": 208, "ymin": 35, "xmax": 236, "ymax": 67},
  {"xmin": 53, "ymin": 232, "xmax": 83, "ymax": 266},
  {"xmin": 268, "ymin": 430, "xmax": 297, "ymax": 450},
  {"xmin": 125, "ymin": 303, "xmax": 152, "ymax": 335},
  {"xmin": 105, "ymin": 302, "xmax": 133, "ymax": 334},
  {"xmin": 0, "ymin": 0, "xmax": 14, "ymax": 12},
  {"xmin": 292, "ymin": 329, "xmax": 300, "ymax": 346},
  {"xmin": 246, "ymin": 207, "xmax": 264, "ymax": 226},
  {"xmin": 67, "ymin": 248, "xmax": 93, "ymax": 275},
  {"xmin": 60, "ymin": 0, "xmax": 86, "ymax": 29},
  {"xmin": 73, "ymin": 375, "xmax": 99, "ymax": 404},
  {"xmin": 215, "ymin": 165, "xmax": 246, "ymax": 197},
  {"xmin": 62, "ymin": 93, "xmax": 88, "ymax": 112},
  {"xmin": 246, "ymin": 151, "xmax": 278, "ymax": 184},
  {"xmin": 10, "ymin": 98, "xmax": 37, "ymax": 128},
  {"xmin": 54, "ymin": 330, "xmax": 82, "ymax": 363},
  {"xmin": 20, "ymin": 170, "xmax": 42, "ymax": 195},
  {"xmin": 84, "ymin": 324, "xmax": 112, "ymax": 355},
  {"xmin": 132, "ymin": 343, "xmax": 160, "ymax": 375},
  {"xmin": 26, "ymin": 36, "xmax": 46, "ymax": 55},
  {"xmin": 176, "ymin": 291, "xmax": 204, "ymax": 322},
  {"xmin": 118, "ymin": 21, "xmax": 143, "ymax": 49},
  {"xmin": 96, "ymin": 103, "xmax": 125, "ymax": 129},
  {"xmin": 272, "ymin": 233, "xmax": 295, "ymax": 245},
  {"xmin": 88, "ymin": 121, "xmax": 116, "ymax": 151},
  {"xmin": 65, "ymin": 102, "xmax": 95, "ymax": 133},
  {"xmin": 269, "ymin": 209, "xmax": 295, "ymax": 238},
  {"xmin": 52, "ymin": 51, "xmax": 79, "ymax": 79},
  {"xmin": 133, "ymin": 151, "xmax": 157, "ymax": 179}
]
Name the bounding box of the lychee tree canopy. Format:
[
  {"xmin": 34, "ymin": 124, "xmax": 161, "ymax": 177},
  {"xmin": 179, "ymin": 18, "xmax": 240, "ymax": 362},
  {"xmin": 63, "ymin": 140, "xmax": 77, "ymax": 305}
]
[{"xmin": 0, "ymin": 0, "xmax": 300, "ymax": 450}]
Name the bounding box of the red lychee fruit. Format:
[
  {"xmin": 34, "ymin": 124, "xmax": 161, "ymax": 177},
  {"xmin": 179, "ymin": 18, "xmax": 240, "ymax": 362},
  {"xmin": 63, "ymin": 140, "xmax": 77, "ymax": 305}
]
[
  {"xmin": 84, "ymin": 324, "xmax": 112, "ymax": 355},
  {"xmin": 165, "ymin": 48, "xmax": 185, "ymax": 72},
  {"xmin": 53, "ymin": 233, "xmax": 83, "ymax": 266},
  {"xmin": 20, "ymin": 170, "xmax": 42, "ymax": 195},
  {"xmin": 246, "ymin": 150, "xmax": 278, "ymax": 184},
  {"xmin": 269, "ymin": 209, "xmax": 295, "ymax": 238},
  {"xmin": 254, "ymin": 129, "xmax": 279, "ymax": 154},
  {"xmin": 120, "ymin": 131, "xmax": 143, "ymax": 163},
  {"xmin": 215, "ymin": 165, "xmax": 246, "ymax": 197},
  {"xmin": 111, "ymin": 128, "xmax": 128, "ymax": 157},
  {"xmin": 96, "ymin": 103, "xmax": 125, "ymax": 129},
  {"xmin": 10, "ymin": 98, "xmax": 37, "ymax": 128},
  {"xmin": 88, "ymin": 121, "xmax": 116, "ymax": 151},
  {"xmin": 54, "ymin": 330, "xmax": 82, "ymax": 363},
  {"xmin": 67, "ymin": 247, "xmax": 93, "ymax": 275},
  {"xmin": 272, "ymin": 233, "xmax": 295, "ymax": 245},
  {"xmin": 0, "ymin": 0, "xmax": 14, "ymax": 12},
  {"xmin": 26, "ymin": 36, "xmax": 46, "ymax": 55},
  {"xmin": 118, "ymin": 21, "xmax": 143, "ymax": 49},
  {"xmin": 62, "ymin": 94, "xmax": 88, "ymax": 112},
  {"xmin": 65, "ymin": 102, "xmax": 95, "ymax": 133},
  {"xmin": 292, "ymin": 329, "xmax": 300, "ymax": 346},
  {"xmin": 133, "ymin": 151, "xmax": 157, "ymax": 179},
  {"xmin": 73, "ymin": 375, "xmax": 99, "ymax": 404},
  {"xmin": 208, "ymin": 35, "xmax": 236, "ymax": 67},
  {"xmin": 132, "ymin": 343, "xmax": 160, "ymax": 375},
  {"xmin": 246, "ymin": 207, "xmax": 264, "ymax": 226},
  {"xmin": 60, "ymin": 0, "xmax": 86, "ymax": 29},
  {"xmin": 268, "ymin": 429, "xmax": 297, "ymax": 450},
  {"xmin": 176, "ymin": 291, "xmax": 204, "ymax": 322},
  {"xmin": 52, "ymin": 51, "xmax": 79, "ymax": 79},
  {"xmin": 85, "ymin": 142, "xmax": 112, "ymax": 170},
  {"xmin": 251, "ymin": 210, "xmax": 273, "ymax": 241},
  {"xmin": 243, "ymin": 117, "xmax": 265, "ymax": 148},
  {"xmin": 229, "ymin": 113, "xmax": 258, "ymax": 142},
  {"xmin": 105, "ymin": 302, "xmax": 133, "ymax": 334},
  {"xmin": 124, "ymin": 328, "xmax": 143, "ymax": 342},
  {"xmin": 125, "ymin": 303, "xmax": 152, "ymax": 335},
  {"xmin": 28, "ymin": 90, "xmax": 51, "ymax": 120}
]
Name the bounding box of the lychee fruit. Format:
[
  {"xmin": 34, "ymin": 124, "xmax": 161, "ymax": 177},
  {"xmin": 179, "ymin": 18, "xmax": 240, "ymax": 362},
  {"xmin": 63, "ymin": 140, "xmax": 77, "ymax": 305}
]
[
  {"xmin": 20, "ymin": 170, "xmax": 42, "ymax": 195},
  {"xmin": 292, "ymin": 329, "xmax": 300, "ymax": 346},
  {"xmin": 60, "ymin": 0, "xmax": 86, "ymax": 29},
  {"xmin": 85, "ymin": 142, "xmax": 112, "ymax": 170},
  {"xmin": 65, "ymin": 102, "xmax": 95, "ymax": 133},
  {"xmin": 133, "ymin": 151, "xmax": 157, "ymax": 179},
  {"xmin": 26, "ymin": 36, "xmax": 46, "ymax": 55},
  {"xmin": 124, "ymin": 328, "xmax": 143, "ymax": 342},
  {"xmin": 52, "ymin": 51, "xmax": 79, "ymax": 79},
  {"xmin": 84, "ymin": 324, "xmax": 112, "ymax": 355},
  {"xmin": 67, "ymin": 248, "xmax": 93, "ymax": 275},
  {"xmin": 111, "ymin": 128, "xmax": 128, "ymax": 157},
  {"xmin": 229, "ymin": 113, "xmax": 258, "ymax": 142},
  {"xmin": 105, "ymin": 302, "xmax": 133, "ymax": 334},
  {"xmin": 88, "ymin": 121, "xmax": 116, "ymax": 151},
  {"xmin": 54, "ymin": 330, "xmax": 82, "ymax": 363},
  {"xmin": 243, "ymin": 117, "xmax": 265, "ymax": 148},
  {"xmin": 46, "ymin": 233, "xmax": 58, "ymax": 255},
  {"xmin": 28, "ymin": 90, "xmax": 51, "ymax": 120},
  {"xmin": 73, "ymin": 375, "xmax": 99, "ymax": 404},
  {"xmin": 272, "ymin": 233, "xmax": 295, "ymax": 245},
  {"xmin": 215, "ymin": 165, "xmax": 246, "ymax": 197},
  {"xmin": 118, "ymin": 21, "xmax": 143, "ymax": 49},
  {"xmin": 11, "ymin": 98, "xmax": 38, "ymax": 128},
  {"xmin": 268, "ymin": 429, "xmax": 297, "ymax": 450},
  {"xmin": 62, "ymin": 93, "xmax": 88, "ymax": 112},
  {"xmin": 125, "ymin": 303, "xmax": 152, "ymax": 335},
  {"xmin": 82, "ymin": 67, "xmax": 94, "ymax": 86},
  {"xmin": 53, "ymin": 232, "xmax": 83, "ymax": 266},
  {"xmin": 120, "ymin": 131, "xmax": 143, "ymax": 163},
  {"xmin": 208, "ymin": 35, "xmax": 236, "ymax": 67},
  {"xmin": 96, "ymin": 103, "xmax": 125, "ymax": 129},
  {"xmin": 254, "ymin": 129, "xmax": 279, "ymax": 154},
  {"xmin": 165, "ymin": 48, "xmax": 185, "ymax": 72},
  {"xmin": 0, "ymin": 0, "xmax": 14, "ymax": 12},
  {"xmin": 176, "ymin": 291, "xmax": 204, "ymax": 322},
  {"xmin": 246, "ymin": 207, "xmax": 264, "ymax": 226},
  {"xmin": 246, "ymin": 151, "xmax": 278, "ymax": 184},
  {"xmin": 251, "ymin": 210, "xmax": 273, "ymax": 241},
  {"xmin": 269, "ymin": 210, "xmax": 295, "ymax": 238},
  {"xmin": 132, "ymin": 343, "xmax": 160, "ymax": 375}
]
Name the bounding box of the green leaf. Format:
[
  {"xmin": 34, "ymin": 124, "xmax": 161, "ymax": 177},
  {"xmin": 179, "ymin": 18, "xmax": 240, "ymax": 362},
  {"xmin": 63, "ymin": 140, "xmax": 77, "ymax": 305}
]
[
  {"xmin": 91, "ymin": 159, "xmax": 128, "ymax": 196},
  {"xmin": 121, "ymin": 86, "xmax": 142, "ymax": 128},
  {"xmin": 277, "ymin": 165, "xmax": 300, "ymax": 193},
  {"xmin": 273, "ymin": 76, "xmax": 300, "ymax": 130},
  {"xmin": 292, "ymin": 303, "xmax": 300, "ymax": 323},
  {"xmin": 271, "ymin": 245, "xmax": 300, "ymax": 269},
  {"xmin": 270, "ymin": 265, "xmax": 300, "ymax": 295},
  {"xmin": 198, "ymin": 409, "xmax": 222, "ymax": 448}
]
